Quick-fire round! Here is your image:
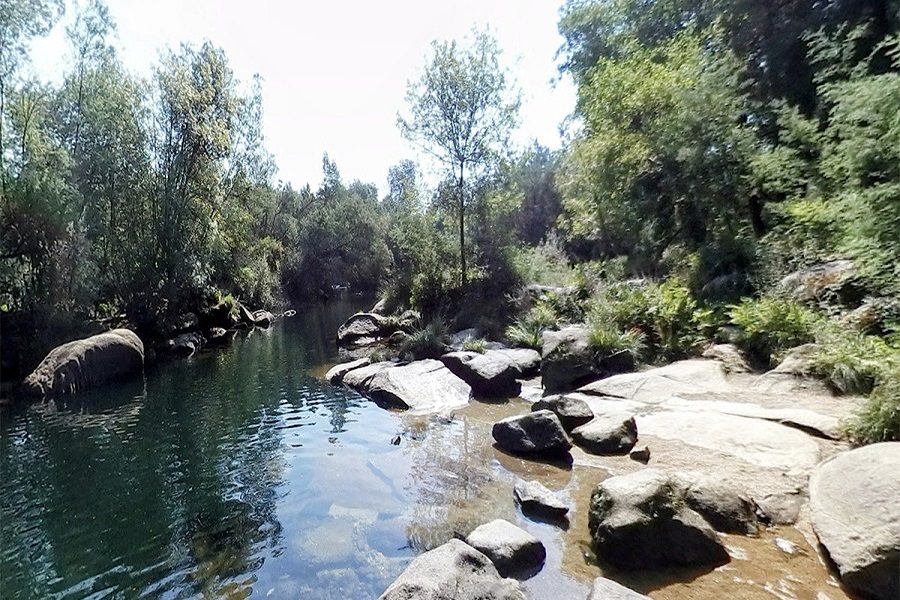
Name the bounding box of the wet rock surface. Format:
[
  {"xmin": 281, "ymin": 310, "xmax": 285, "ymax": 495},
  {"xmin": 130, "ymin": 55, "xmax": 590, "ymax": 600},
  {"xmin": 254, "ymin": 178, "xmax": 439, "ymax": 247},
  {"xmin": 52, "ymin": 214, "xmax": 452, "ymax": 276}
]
[
  {"xmin": 492, "ymin": 410, "xmax": 571, "ymax": 456},
  {"xmin": 513, "ymin": 480, "xmax": 569, "ymax": 519},
  {"xmin": 465, "ymin": 519, "xmax": 547, "ymax": 578},
  {"xmin": 377, "ymin": 539, "xmax": 525, "ymax": 600},
  {"xmin": 588, "ymin": 469, "xmax": 729, "ymax": 570}
]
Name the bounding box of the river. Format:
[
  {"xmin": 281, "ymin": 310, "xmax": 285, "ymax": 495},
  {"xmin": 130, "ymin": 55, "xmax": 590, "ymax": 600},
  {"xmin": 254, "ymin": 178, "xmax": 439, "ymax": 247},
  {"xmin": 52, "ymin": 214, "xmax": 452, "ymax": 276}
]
[{"xmin": 0, "ymin": 298, "xmax": 850, "ymax": 599}]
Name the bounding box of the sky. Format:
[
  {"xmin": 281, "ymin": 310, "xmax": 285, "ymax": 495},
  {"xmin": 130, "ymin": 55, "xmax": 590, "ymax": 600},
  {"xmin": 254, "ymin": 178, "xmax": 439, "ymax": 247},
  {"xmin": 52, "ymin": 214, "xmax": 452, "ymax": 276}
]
[{"xmin": 29, "ymin": 0, "xmax": 577, "ymax": 194}]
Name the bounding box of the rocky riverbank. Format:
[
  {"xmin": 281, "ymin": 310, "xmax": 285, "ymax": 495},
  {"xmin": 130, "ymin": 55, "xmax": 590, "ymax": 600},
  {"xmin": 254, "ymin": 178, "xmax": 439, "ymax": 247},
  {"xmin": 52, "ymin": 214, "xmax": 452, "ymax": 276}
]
[{"xmin": 325, "ymin": 308, "xmax": 900, "ymax": 600}]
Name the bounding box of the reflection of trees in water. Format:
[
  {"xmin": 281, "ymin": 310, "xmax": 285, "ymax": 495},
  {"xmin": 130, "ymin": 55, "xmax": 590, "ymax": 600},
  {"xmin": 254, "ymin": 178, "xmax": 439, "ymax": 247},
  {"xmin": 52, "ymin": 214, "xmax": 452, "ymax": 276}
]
[{"xmin": 400, "ymin": 415, "xmax": 514, "ymax": 553}]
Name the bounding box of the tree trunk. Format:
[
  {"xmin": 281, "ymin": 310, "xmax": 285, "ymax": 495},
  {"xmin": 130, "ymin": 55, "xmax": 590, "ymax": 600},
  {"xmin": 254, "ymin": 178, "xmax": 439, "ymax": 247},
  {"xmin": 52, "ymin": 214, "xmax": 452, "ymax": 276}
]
[{"xmin": 458, "ymin": 161, "xmax": 466, "ymax": 287}]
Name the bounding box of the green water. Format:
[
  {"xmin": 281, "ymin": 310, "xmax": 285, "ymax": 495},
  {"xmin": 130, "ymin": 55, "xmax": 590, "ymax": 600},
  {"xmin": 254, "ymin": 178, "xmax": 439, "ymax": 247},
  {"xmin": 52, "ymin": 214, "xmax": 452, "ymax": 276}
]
[{"xmin": 0, "ymin": 298, "xmax": 592, "ymax": 600}]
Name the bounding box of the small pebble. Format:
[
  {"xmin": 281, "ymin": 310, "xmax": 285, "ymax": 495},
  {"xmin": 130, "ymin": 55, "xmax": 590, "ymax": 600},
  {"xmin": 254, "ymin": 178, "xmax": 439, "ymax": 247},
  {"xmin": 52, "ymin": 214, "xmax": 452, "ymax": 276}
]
[
  {"xmin": 390, "ymin": 435, "xmax": 401, "ymax": 446},
  {"xmin": 629, "ymin": 445, "xmax": 651, "ymax": 463},
  {"xmin": 774, "ymin": 537, "xmax": 798, "ymax": 555}
]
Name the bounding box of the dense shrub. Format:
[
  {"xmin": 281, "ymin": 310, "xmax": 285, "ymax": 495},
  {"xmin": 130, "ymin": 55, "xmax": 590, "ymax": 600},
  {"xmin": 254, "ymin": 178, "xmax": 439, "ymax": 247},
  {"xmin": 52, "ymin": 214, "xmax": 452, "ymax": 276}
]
[
  {"xmin": 729, "ymin": 296, "xmax": 822, "ymax": 366},
  {"xmin": 400, "ymin": 318, "xmax": 449, "ymax": 360},
  {"xmin": 846, "ymin": 373, "xmax": 900, "ymax": 444}
]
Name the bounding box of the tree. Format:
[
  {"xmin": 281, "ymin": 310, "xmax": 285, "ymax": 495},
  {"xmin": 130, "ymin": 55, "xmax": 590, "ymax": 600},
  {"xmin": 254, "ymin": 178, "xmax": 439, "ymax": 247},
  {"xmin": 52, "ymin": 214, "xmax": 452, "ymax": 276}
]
[{"xmin": 398, "ymin": 30, "xmax": 519, "ymax": 286}]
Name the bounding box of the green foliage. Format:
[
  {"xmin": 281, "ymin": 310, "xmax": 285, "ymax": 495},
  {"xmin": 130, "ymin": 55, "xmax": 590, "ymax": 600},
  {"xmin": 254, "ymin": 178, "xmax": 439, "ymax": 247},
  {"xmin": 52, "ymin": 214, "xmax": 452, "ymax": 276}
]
[
  {"xmin": 812, "ymin": 322, "xmax": 900, "ymax": 395},
  {"xmin": 729, "ymin": 296, "xmax": 822, "ymax": 365},
  {"xmin": 506, "ymin": 238, "xmax": 574, "ymax": 287},
  {"xmin": 462, "ymin": 338, "xmax": 487, "ymax": 353},
  {"xmin": 846, "ymin": 373, "xmax": 900, "ymax": 444},
  {"xmin": 586, "ymin": 320, "xmax": 645, "ymax": 361},
  {"xmin": 587, "ymin": 277, "xmax": 706, "ymax": 360},
  {"xmin": 400, "ymin": 317, "xmax": 449, "ymax": 360},
  {"xmin": 504, "ymin": 321, "xmax": 543, "ymax": 351}
]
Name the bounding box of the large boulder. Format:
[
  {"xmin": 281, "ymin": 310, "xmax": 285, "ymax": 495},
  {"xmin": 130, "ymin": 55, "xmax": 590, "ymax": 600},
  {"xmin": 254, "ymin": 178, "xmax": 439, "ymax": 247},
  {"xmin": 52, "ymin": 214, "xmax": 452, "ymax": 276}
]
[
  {"xmin": 440, "ymin": 350, "xmax": 521, "ymax": 397},
  {"xmin": 492, "ymin": 410, "xmax": 571, "ymax": 456},
  {"xmin": 809, "ymin": 442, "xmax": 900, "ymax": 600},
  {"xmin": 588, "ymin": 469, "xmax": 729, "ymax": 570},
  {"xmin": 587, "ymin": 578, "xmax": 650, "ymax": 600},
  {"xmin": 22, "ymin": 329, "xmax": 144, "ymax": 397},
  {"xmin": 779, "ymin": 259, "xmax": 862, "ymax": 303},
  {"xmin": 570, "ymin": 414, "xmax": 638, "ymax": 455},
  {"xmin": 359, "ymin": 360, "xmax": 471, "ymax": 413},
  {"xmin": 492, "ymin": 348, "xmax": 541, "ymax": 377},
  {"xmin": 465, "ymin": 519, "xmax": 546, "ymax": 577},
  {"xmin": 325, "ymin": 357, "xmax": 371, "ymax": 385},
  {"xmin": 514, "ymin": 480, "xmax": 569, "ymax": 519},
  {"xmin": 377, "ymin": 538, "xmax": 525, "ymax": 600},
  {"xmin": 530, "ymin": 395, "xmax": 594, "ymax": 431},
  {"xmin": 541, "ymin": 326, "xmax": 598, "ymax": 393},
  {"xmin": 680, "ymin": 474, "xmax": 760, "ymax": 535},
  {"xmin": 337, "ymin": 312, "xmax": 397, "ymax": 346}
]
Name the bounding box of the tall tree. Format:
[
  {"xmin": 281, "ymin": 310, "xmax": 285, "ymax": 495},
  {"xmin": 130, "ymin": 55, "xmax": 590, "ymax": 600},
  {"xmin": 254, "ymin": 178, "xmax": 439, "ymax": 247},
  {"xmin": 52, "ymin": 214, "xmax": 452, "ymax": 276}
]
[{"xmin": 398, "ymin": 30, "xmax": 519, "ymax": 285}]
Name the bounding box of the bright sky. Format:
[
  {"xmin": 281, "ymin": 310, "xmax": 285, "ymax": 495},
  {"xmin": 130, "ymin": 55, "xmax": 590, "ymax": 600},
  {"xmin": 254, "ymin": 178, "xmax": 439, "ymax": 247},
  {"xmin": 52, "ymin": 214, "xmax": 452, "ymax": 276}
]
[{"xmin": 29, "ymin": 0, "xmax": 576, "ymax": 194}]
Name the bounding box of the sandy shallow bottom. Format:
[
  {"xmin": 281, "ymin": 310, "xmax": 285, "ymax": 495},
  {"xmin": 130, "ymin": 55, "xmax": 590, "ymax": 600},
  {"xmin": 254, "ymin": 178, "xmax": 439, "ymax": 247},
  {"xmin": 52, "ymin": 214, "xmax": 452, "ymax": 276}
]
[{"xmin": 409, "ymin": 397, "xmax": 854, "ymax": 600}]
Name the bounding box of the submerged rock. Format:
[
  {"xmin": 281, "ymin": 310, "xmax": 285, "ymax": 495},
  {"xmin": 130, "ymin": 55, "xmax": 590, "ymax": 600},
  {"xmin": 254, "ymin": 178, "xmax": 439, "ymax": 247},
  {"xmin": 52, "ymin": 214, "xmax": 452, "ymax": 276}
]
[
  {"xmin": 440, "ymin": 350, "xmax": 521, "ymax": 397},
  {"xmin": 492, "ymin": 410, "xmax": 571, "ymax": 456},
  {"xmin": 531, "ymin": 395, "xmax": 593, "ymax": 431},
  {"xmin": 587, "ymin": 577, "xmax": 651, "ymax": 600},
  {"xmin": 571, "ymin": 414, "xmax": 638, "ymax": 455},
  {"xmin": 514, "ymin": 480, "xmax": 568, "ymax": 519},
  {"xmin": 588, "ymin": 469, "xmax": 729, "ymax": 570},
  {"xmin": 22, "ymin": 329, "xmax": 144, "ymax": 397},
  {"xmin": 377, "ymin": 538, "xmax": 525, "ymax": 600},
  {"xmin": 809, "ymin": 442, "xmax": 900, "ymax": 600},
  {"xmin": 465, "ymin": 519, "xmax": 546, "ymax": 577}
]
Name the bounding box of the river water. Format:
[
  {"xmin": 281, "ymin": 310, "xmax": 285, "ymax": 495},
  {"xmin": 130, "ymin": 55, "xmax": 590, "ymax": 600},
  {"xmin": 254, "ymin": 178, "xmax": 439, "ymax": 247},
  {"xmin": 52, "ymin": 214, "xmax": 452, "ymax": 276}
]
[{"xmin": 0, "ymin": 299, "xmax": 851, "ymax": 599}]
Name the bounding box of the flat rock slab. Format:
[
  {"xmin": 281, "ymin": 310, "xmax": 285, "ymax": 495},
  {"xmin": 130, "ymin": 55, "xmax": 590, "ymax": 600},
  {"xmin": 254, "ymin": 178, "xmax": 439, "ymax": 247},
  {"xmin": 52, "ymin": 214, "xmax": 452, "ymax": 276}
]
[
  {"xmin": 636, "ymin": 411, "xmax": 820, "ymax": 472},
  {"xmin": 578, "ymin": 359, "xmax": 731, "ymax": 401},
  {"xmin": 810, "ymin": 442, "xmax": 900, "ymax": 600},
  {"xmin": 465, "ymin": 519, "xmax": 546, "ymax": 577},
  {"xmin": 342, "ymin": 361, "xmax": 394, "ymax": 388},
  {"xmin": 325, "ymin": 357, "xmax": 371, "ymax": 384},
  {"xmin": 492, "ymin": 410, "xmax": 571, "ymax": 456},
  {"xmin": 492, "ymin": 348, "xmax": 541, "ymax": 376},
  {"xmin": 513, "ymin": 480, "xmax": 568, "ymax": 519},
  {"xmin": 377, "ymin": 538, "xmax": 525, "ymax": 600},
  {"xmin": 363, "ymin": 360, "xmax": 472, "ymax": 413},
  {"xmin": 588, "ymin": 577, "xmax": 651, "ymax": 600}
]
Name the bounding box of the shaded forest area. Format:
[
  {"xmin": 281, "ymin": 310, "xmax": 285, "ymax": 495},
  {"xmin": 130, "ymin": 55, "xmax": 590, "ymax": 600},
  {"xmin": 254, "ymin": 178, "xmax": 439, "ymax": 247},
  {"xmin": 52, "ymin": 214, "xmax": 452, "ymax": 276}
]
[{"xmin": 2, "ymin": 0, "xmax": 898, "ymax": 440}]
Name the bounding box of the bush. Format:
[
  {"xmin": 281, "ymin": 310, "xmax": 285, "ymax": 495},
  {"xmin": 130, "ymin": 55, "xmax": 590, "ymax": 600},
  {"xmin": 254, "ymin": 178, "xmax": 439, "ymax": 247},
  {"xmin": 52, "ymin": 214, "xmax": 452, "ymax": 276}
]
[
  {"xmin": 729, "ymin": 295, "xmax": 822, "ymax": 366},
  {"xmin": 846, "ymin": 372, "xmax": 900, "ymax": 444},
  {"xmin": 507, "ymin": 238, "xmax": 574, "ymax": 287},
  {"xmin": 400, "ymin": 317, "xmax": 449, "ymax": 360},
  {"xmin": 505, "ymin": 321, "xmax": 544, "ymax": 351},
  {"xmin": 462, "ymin": 338, "xmax": 488, "ymax": 353},
  {"xmin": 812, "ymin": 324, "xmax": 898, "ymax": 394},
  {"xmin": 587, "ymin": 320, "xmax": 645, "ymax": 361}
]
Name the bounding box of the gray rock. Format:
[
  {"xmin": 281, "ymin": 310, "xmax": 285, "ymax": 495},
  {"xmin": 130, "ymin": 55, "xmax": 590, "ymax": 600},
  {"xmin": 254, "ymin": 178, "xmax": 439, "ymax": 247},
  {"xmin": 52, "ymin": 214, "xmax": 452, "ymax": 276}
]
[
  {"xmin": 440, "ymin": 351, "xmax": 520, "ymax": 397},
  {"xmin": 587, "ymin": 577, "xmax": 650, "ymax": 600},
  {"xmin": 342, "ymin": 361, "xmax": 394, "ymax": 389},
  {"xmin": 465, "ymin": 519, "xmax": 546, "ymax": 577},
  {"xmin": 531, "ymin": 395, "xmax": 594, "ymax": 431},
  {"xmin": 680, "ymin": 475, "xmax": 759, "ymax": 535},
  {"xmin": 492, "ymin": 348, "xmax": 541, "ymax": 377},
  {"xmin": 362, "ymin": 360, "xmax": 472, "ymax": 412},
  {"xmin": 252, "ymin": 310, "xmax": 275, "ymax": 328},
  {"xmin": 168, "ymin": 332, "xmax": 205, "ymax": 356},
  {"xmin": 377, "ymin": 538, "xmax": 525, "ymax": 600},
  {"xmin": 238, "ymin": 303, "xmax": 256, "ymax": 325},
  {"xmin": 588, "ymin": 469, "xmax": 729, "ymax": 570},
  {"xmin": 22, "ymin": 329, "xmax": 145, "ymax": 397},
  {"xmin": 779, "ymin": 259, "xmax": 859, "ymax": 302},
  {"xmin": 370, "ymin": 297, "xmax": 388, "ymax": 314},
  {"xmin": 206, "ymin": 327, "xmax": 231, "ymax": 345},
  {"xmin": 578, "ymin": 359, "xmax": 731, "ymax": 400},
  {"xmin": 492, "ymin": 410, "xmax": 571, "ymax": 456},
  {"xmin": 449, "ymin": 328, "xmax": 480, "ymax": 350},
  {"xmin": 701, "ymin": 343, "xmax": 751, "ymax": 373},
  {"xmin": 336, "ymin": 312, "xmax": 395, "ymax": 346},
  {"xmin": 325, "ymin": 358, "xmax": 371, "ymax": 384},
  {"xmin": 571, "ymin": 414, "xmax": 638, "ymax": 455},
  {"xmin": 541, "ymin": 326, "xmax": 599, "ymax": 392},
  {"xmin": 514, "ymin": 480, "xmax": 568, "ymax": 519},
  {"xmin": 810, "ymin": 442, "xmax": 900, "ymax": 600}
]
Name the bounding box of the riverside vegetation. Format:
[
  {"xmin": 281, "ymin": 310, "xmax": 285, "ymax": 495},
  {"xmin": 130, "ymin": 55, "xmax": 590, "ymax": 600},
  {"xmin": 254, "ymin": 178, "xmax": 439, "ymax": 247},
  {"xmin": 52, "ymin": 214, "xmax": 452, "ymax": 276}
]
[{"xmin": 2, "ymin": 1, "xmax": 900, "ymax": 598}]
